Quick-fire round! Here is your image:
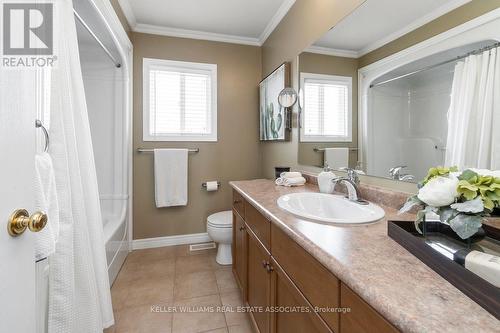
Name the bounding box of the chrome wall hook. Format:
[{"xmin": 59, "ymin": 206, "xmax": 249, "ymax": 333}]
[{"xmin": 35, "ymin": 119, "xmax": 49, "ymax": 153}]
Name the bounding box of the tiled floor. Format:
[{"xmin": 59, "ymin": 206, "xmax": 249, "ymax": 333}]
[{"xmin": 105, "ymin": 245, "xmax": 253, "ymax": 333}]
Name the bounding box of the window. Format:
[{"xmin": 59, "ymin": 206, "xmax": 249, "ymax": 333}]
[
  {"xmin": 300, "ymin": 73, "xmax": 352, "ymax": 142},
  {"xmin": 143, "ymin": 58, "xmax": 217, "ymax": 141}
]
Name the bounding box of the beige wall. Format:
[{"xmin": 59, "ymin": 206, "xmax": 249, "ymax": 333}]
[
  {"xmin": 359, "ymin": 0, "xmax": 500, "ymax": 67},
  {"xmin": 132, "ymin": 33, "xmax": 262, "ymax": 239},
  {"xmin": 261, "ymin": 0, "xmax": 365, "ymax": 77},
  {"xmin": 259, "ymin": 0, "xmax": 365, "ymax": 179},
  {"xmin": 297, "ymin": 52, "xmax": 359, "ymax": 168}
]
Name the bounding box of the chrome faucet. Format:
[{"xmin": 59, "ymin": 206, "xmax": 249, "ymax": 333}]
[
  {"xmin": 332, "ymin": 168, "xmax": 368, "ymax": 205},
  {"xmin": 389, "ymin": 165, "xmax": 415, "ymax": 181}
]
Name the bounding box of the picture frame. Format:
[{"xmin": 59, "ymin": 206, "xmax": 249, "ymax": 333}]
[{"xmin": 259, "ymin": 62, "xmax": 291, "ymax": 141}]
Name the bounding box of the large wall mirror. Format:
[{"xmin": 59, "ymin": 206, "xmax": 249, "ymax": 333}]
[{"xmin": 297, "ymin": 0, "xmax": 500, "ymax": 183}]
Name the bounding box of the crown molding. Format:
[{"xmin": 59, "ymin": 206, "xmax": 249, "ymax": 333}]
[
  {"xmin": 117, "ymin": 0, "xmax": 137, "ymax": 29},
  {"xmin": 134, "ymin": 23, "xmax": 261, "ymax": 46},
  {"xmin": 358, "ymin": 0, "xmax": 472, "ymax": 57},
  {"xmin": 116, "ymin": 0, "xmax": 294, "ymax": 46},
  {"xmin": 258, "ymin": 0, "xmax": 296, "ymax": 45},
  {"xmin": 304, "ymin": 45, "xmax": 359, "ymax": 58}
]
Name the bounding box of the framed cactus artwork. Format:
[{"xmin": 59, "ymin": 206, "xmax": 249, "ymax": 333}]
[{"xmin": 259, "ymin": 62, "xmax": 291, "ymax": 141}]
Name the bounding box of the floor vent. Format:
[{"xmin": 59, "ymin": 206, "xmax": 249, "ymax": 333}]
[{"xmin": 189, "ymin": 242, "xmax": 216, "ymax": 252}]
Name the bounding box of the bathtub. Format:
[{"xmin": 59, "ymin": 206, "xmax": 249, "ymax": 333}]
[
  {"xmin": 78, "ymin": 9, "xmax": 131, "ymax": 284},
  {"xmin": 101, "ymin": 195, "xmax": 129, "ymax": 283}
]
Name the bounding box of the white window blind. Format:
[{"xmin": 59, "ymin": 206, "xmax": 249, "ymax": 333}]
[
  {"xmin": 300, "ymin": 73, "xmax": 352, "ymax": 142},
  {"xmin": 143, "ymin": 58, "xmax": 217, "ymax": 141}
]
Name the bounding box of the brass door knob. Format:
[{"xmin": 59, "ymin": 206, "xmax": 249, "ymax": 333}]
[{"xmin": 7, "ymin": 209, "xmax": 48, "ymax": 237}]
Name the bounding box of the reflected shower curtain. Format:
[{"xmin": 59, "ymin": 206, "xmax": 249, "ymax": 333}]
[
  {"xmin": 445, "ymin": 46, "xmax": 500, "ymax": 170},
  {"xmin": 48, "ymin": 0, "xmax": 113, "ymax": 332}
]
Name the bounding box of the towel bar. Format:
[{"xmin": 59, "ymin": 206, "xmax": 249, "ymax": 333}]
[
  {"xmin": 313, "ymin": 147, "xmax": 358, "ymax": 152},
  {"xmin": 137, "ymin": 148, "xmax": 199, "ymax": 153}
]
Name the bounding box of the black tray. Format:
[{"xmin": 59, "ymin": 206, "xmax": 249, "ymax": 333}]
[{"xmin": 388, "ymin": 220, "xmax": 500, "ymax": 320}]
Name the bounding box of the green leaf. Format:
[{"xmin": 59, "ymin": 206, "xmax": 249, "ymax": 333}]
[
  {"xmin": 483, "ymin": 197, "xmax": 495, "ymax": 211},
  {"xmin": 421, "ymin": 166, "xmax": 458, "ymax": 186},
  {"xmin": 276, "ymin": 112, "xmax": 283, "ymax": 132},
  {"xmin": 414, "ymin": 206, "xmax": 436, "ymax": 235},
  {"xmin": 450, "ymin": 197, "xmax": 484, "ymax": 213},
  {"xmin": 458, "ymin": 169, "xmax": 479, "ymax": 182},
  {"xmin": 457, "ymin": 180, "xmax": 478, "ymax": 200},
  {"xmin": 437, "ymin": 207, "xmax": 458, "ymax": 224},
  {"xmin": 449, "ymin": 214, "xmax": 483, "ymax": 239},
  {"xmin": 398, "ymin": 195, "xmax": 423, "ymax": 214}
]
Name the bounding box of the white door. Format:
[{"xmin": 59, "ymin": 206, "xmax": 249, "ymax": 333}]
[{"xmin": 0, "ymin": 70, "xmax": 38, "ymax": 332}]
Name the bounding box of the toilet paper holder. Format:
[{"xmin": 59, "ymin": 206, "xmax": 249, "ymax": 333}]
[{"xmin": 202, "ymin": 181, "xmax": 221, "ymax": 188}]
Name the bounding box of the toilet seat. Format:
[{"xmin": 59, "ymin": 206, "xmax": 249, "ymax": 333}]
[{"xmin": 207, "ymin": 210, "xmax": 232, "ymax": 228}]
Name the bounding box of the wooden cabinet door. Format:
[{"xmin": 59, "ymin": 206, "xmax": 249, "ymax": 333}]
[
  {"xmin": 232, "ymin": 210, "xmax": 247, "ymax": 300},
  {"xmin": 247, "ymin": 229, "xmax": 272, "ymax": 333},
  {"xmin": 270, "ymin": 258, "xmax": 332, "ymax": 333},
  {"xmin": 340, "ymin": 283, "xmax": 398, "ymax": 333}
]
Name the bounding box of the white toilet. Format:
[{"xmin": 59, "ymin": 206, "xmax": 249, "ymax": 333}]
[{"xmin": 207, "ymin": 210, "xmax": 233, "ymax": 265}]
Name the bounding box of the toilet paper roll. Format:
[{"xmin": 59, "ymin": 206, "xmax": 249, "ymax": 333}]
[{"xmin": 205, "ymin": 181, "xmax": 219, "ymax": 191}]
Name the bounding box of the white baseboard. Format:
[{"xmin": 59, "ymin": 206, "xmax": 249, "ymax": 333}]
[{"xmin": 132, "ymin": 232, "xmax": 211, "ymax": 250}]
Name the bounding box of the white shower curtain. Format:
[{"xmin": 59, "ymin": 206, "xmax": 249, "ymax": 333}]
[
  {"xmin": 445, "ymin": 46, "xmax": 500, "ymax": 170},
  {"xmin": 48, "ymin": 0, "xmax": 114, "ymax": 332}
]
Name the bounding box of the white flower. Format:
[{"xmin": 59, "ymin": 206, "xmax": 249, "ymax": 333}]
[{"xmin": 417, "ymin": 176, "xmax": 459, "ymax": 207}]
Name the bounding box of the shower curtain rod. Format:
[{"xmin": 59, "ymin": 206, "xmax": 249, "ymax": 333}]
[
  {"xmin": 370, "ymin": 42, "xmax": 500, "ymax": 88},
  {"xmin": 73, "ymin": 9, "xmax": 121, "ymax": 68}
]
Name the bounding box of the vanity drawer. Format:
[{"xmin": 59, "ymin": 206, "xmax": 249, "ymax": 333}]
[
  {"xmin": 340, "ymin": 283, "xmax": 398, "ymax": 333},
  {"xmin": 271, "ymin": 224, "xmax": 340, "ymax": 332},
  {"xmin": 244, "ymin": 201, "xmax": 271, "ymax": 250},
  {"xmin": 232, "ymin": 190, "xmax": 245, "ymax": 219}
]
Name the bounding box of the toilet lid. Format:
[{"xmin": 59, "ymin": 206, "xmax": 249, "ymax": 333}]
[{"xmin": 207, "ymin": 210, "xmax": 232, "ymax": 228}]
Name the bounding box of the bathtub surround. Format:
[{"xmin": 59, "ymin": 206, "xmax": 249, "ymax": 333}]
[
  {"xmin": 48, "ymin": 0, "xmax": 113, "ymax": 330},
  {"xmin": 132, "ymin": 33, "xmax": 262, "ymax": 240}
]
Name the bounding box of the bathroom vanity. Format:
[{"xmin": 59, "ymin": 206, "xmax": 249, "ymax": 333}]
[{"xmin": 230, "ymin": 179, "xmax": 499, "ymax": 333}]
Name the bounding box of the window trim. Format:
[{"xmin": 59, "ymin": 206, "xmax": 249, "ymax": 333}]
[
  {"xmin": 299, "ymin": 72, "xmax": 352, "ymax": 143},
  {"xmin": 142, "ymin": 58, "xmax": 218, "ymax": 142}
]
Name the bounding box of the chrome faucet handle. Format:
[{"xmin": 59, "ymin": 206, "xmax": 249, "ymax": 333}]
[
  {"xmin": 389, "ymin": 165, "xmax": 407, "ymax": 179},
  {"xmin": 345, "ymin": 168, "xmax": 360, "ymax": 185},
  {"xmin": 331, "ymin": 177, "xmax": 368, "ymax": 205}
]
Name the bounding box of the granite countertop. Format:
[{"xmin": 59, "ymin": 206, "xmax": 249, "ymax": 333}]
[{"xmin": 229, "ymin": 179, "xmax": 499, "ymax": 333}]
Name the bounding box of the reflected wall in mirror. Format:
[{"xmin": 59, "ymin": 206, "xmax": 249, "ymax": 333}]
[
  {"xmin": 297, "ymin": 52, "xmax": 359, "ymax": 169},
  {"xmin": 297, "ymin": 0, "xmax": 500, "ymax": 183}
]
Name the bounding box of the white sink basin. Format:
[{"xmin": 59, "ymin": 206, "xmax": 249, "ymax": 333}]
[{"xmin": 277, "ymin": 192, "xmax": 385, "ymax": 224}]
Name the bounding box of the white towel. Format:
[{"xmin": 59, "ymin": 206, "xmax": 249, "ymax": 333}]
[
  {"xmin": 280, "ymin": 171, "xmax": 302, "ymax": 178},
  {"xmin": 324, "ymin": 148, "xmax": 349, "ymax": 169},
  {"xmin": 154, "ymin": 149, "xmax": 188, "ymax": 207},
  {"xmin": 275, "ymin": 176, "xmax": 306, "ymax": 187},
  {"xmin": 35, "ymin": 152, "xmax": 60, "ymax": 261}
]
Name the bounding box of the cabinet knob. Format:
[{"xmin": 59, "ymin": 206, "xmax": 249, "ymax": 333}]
[
  {"xmin": 262, "ymin": 260, "xmax": 268, "ymax": 269},
  {"xmin": 239, "ymin": 225, "xmax": 245, "ymax": 231},
  {"xmin": 233, "ymin": 199, "xmax": 242, "ymax": 204}
]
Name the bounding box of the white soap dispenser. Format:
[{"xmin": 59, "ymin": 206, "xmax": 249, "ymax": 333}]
[{"xmin": 318, "ymin": 164, "xmax": 336, "ymax": 194}]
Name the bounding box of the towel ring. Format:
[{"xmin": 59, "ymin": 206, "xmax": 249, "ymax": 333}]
[{"xmin": 35, "ymin": 119, "xmax": 49, "ymax": 153}]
